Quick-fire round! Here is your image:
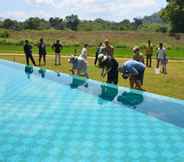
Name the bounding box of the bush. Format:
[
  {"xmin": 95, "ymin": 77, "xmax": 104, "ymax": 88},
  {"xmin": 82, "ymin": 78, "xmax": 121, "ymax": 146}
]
[
  {"xmin": 156, "ymin": 26, "xmax": 168, "ymax": 33},
  {"xmin": 115, "ymin": 44, "xmax": 129, "ymax": 48},
  {"xmin": 19, "ymin": 40, "xmax": 25, "ymax": 45},
  {"xmin": 0, "ymin": 31, "xmax": 9, "ymax": 38}
]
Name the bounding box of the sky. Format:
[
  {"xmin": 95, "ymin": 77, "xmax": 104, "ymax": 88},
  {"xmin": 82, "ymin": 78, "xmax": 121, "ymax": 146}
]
[{"xmin": 0, "ymin": 0, "xmax": 167, "ymax": 21}]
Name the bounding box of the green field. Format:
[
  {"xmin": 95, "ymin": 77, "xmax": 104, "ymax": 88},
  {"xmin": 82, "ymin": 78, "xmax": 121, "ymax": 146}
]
[
  {"xmin": 0, "ymin": 54, "xmax": 184, "ymax": 100},
  {"xmin": 0, "ymin": 30, "xmax": 184, "ymax": 100},
  {"xmin": 1, "ymin": 44, "xmax": 184, "ymax": 59},
  {"xmin": 0, "ymin": 30, "xmax": 184, "ymax": 58}
]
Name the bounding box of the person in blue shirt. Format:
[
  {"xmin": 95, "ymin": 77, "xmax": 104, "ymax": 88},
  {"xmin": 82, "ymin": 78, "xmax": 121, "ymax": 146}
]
[{"xmin": 119, "ymin": 60, "xmax": 146, "ymax": 89}]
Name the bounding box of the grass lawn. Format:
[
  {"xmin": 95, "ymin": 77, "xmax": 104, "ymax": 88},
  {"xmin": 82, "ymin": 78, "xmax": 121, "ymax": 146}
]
[
  {"xmin": 0, "ymin": 54, "xmax": 184, "ymax": 100},
  {"xmin": 0, "ymin": 44, "xmax": 184, "ymax": 59},
  {"xmin": 0, "ymin": 30, "xmax": 184, "ymax": 59}
]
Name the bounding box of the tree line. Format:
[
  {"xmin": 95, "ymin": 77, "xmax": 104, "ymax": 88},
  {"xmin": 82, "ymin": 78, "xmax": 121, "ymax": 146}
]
[
  {"xmin": 0, "ymin": 14, "xmax": 167, "ymax": 32},
  {"xmin": 0, "ymin": 0, "xmax": 183, "ymax": 33},
  {"xmin": 0, "ymin": 15, "xmax": 80, "ymax": 31}
]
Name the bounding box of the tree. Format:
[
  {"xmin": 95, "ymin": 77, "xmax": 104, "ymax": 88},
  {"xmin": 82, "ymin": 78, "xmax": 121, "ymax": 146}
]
[
  {"xmin": 2, "ymin": 19, "xmax": 20, "ymax": 30},
  {"xmin": 49, "ymin": 17, "xmax": 65, "ymax": 30},
  {"xmin": 161, "ymin": 0, "xmax": 184, "ymax": 33},
  {"xmin": 0, "ymin": 20, "xmax": 3, "ymax": 28},
  {"xmin": 65, "ymin": 15, "xmax": 80, "ymax": 31},
  {"xmin": 24, "ymin": 17, "xmax": 49, "ymax": 30},
  {"xmin": 132, "ymin": 18, "xmax": 143, "ymax": 30},
  {"xmin": 119, "ymin": 19, "xmax": 133, "ymax": 30}
]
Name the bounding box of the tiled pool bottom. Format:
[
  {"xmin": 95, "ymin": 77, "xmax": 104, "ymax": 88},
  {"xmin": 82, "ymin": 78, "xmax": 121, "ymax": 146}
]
[{"xmin": 0, "ymin": 60, "xmax": 184, "ymax": 162}]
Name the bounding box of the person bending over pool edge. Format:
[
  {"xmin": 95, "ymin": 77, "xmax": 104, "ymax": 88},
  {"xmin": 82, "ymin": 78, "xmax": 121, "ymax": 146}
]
[
  {"xmin": 23, "ymin": 40, "xmax": 36, "ymax": 66},
  {"xmin": 98, "ymin": 54, "xmax": 119, "ymax": 85},
  {"xmin": 119, "ymin": 60, "xmax": 146, "ymax": 90}
]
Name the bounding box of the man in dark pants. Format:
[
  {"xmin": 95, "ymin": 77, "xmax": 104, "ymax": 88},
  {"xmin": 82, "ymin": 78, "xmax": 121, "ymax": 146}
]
[
  {"xmin": 145, "ymin": 40, "xmax": 153, "ymax": 67},
  {"xmin": 94, "ymin": 42, "xmax": 103, "ymax": 65},
  {"xmin": 24, "ymin": 40, "xmax": 36, "ymax": 66},
  {"xmin": 52, "ymin": 40, "xmax": 63, "ymax": 65},
  {"xmin": 107, "ymin": 58, "xmax": 119, "ymax": 85},
  {"xmin": 98, "ymin": 54, "xmax": 119, "ymax": 85},
  {"xmin": 38, "ymin": 38, "xmax": 47, "ymax": 66}
]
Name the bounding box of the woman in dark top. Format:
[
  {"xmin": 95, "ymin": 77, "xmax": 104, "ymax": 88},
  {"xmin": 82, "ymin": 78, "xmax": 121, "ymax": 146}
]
[
  {"xmin": 24, "ymin": 40, "xmax": 36, "ymax": 66},
  {"xmin": 52, "ymin": 40, "xmax": 63, "ymax": 65},
  {"xmin": 38, "ymin": 38, "xmax": 47, "ymax": 66}
]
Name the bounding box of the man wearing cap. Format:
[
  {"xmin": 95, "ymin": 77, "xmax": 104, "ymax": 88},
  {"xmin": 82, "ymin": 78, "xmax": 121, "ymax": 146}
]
[
  {"xmin": 119, "ymin": 60, "xmax": 146, "ymax": 89},
  {"xmin": 98, "ymin": 53, "xmax": 119, "ymax": 85},
  {"xmin": 104, "ymin": 39, "xmax": 114, "ymax": 57}
]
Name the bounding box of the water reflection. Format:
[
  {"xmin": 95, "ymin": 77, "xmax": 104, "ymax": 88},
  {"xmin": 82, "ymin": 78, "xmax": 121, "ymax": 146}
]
[
  {"xmin": 25, "ymin": 65, "xmax": 33, "ymax": 79},
  {"xmin": 117, "ymin": 91, "xmax": 144, "ymax": 109},
  {"xmin": 98, "ymin": 84, "xmax": 118, "ymax": 103},
  {"xmin": 38, "ymin": 68, "xmax": 46, "ymax": 78},
  {"xmin": 70, "ymin": 77, "xmax": 88, "ymax": 89}
]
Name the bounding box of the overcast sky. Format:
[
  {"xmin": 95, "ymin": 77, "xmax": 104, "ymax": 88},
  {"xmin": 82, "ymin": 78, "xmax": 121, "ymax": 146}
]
[{"xmin": 0, "ymin": 0, "xmax": 167, "ymax": 21}]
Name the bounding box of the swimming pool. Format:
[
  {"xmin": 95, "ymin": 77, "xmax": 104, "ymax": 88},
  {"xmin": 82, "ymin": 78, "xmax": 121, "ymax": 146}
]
[{"xmin": 0, "ymin": 59, "xmax": 184, "ymax": 162}]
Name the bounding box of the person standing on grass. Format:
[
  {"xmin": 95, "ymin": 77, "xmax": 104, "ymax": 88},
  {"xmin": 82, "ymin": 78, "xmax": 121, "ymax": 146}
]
[
  {"xmin": 104, "ymin": 39, "xmax": 114, "ymax": 57},
  {"xmin": 38, "ymin": 38, "xmax": 47, "ymax": 66},
  {"xmin": 145, "ymin": 40, "xmax": 153, "ymax": 67},
  {"xmin": 133, "ymin": 46, "xmax": 144, "ymax": 64},
  {"xmin": 52, "ymin": 40, "xmax": 63, "ymax": 65},
  {"xmin": 94, "ymin": 42, "xmax": 103, "ymax": 65},
  {"xmin": 156, "ymin": 43, "xmax": 168, "ymax": 74},
  {"xmin": 156, "ymin": 43, "xmax": 167, "ymax": 69},
  {"xmin": 24, "ymin": 40, "xmax": 36, "ymax": 66}
]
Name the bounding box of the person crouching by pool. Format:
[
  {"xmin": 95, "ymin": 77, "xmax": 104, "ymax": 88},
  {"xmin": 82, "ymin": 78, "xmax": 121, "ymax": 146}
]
[
  {"xmin": 38, "ymin": 38, "xmax": 47, "ymax": 66},
  {"xmin": 52, "ymin": 40, "xmax": 63, "ymax": 65},
  {"xmin": 132, "ymin": 46, "xmax": 144, "ymax": 64},
  {"xmin": 68, "ymin": 44, "xmax": 89, "ymax": 78},
  {"xmin": 68, "ymin": 55, "xmax": 89, "ymax": 78},
  {"xmin": 98, "ymin": 54, "xmax": 119, "ymax": 85},
  {"xmin": 24, "ymin": 40, "xmax": 36, "ymax": 66},
  {"xmin": 119, "ymin": 60, "xmax": 146, "ymax": 90}
]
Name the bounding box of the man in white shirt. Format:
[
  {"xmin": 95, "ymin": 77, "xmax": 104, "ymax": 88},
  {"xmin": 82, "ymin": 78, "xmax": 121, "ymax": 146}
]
[{"xmin": 156, "ymin": 43, "xmax": 166, "ymax": 68}]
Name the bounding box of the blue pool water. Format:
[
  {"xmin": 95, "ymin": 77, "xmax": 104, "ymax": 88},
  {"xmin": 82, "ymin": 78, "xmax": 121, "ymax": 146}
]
[{"xmin": 0, "ymin": 59, "xmax": 184, "ymax": 162}]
